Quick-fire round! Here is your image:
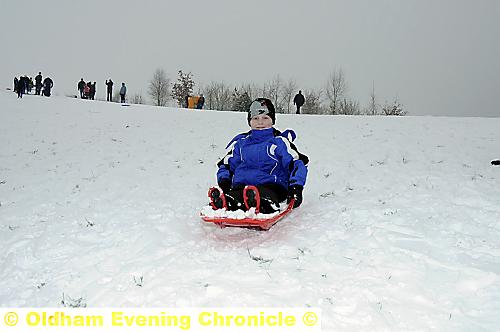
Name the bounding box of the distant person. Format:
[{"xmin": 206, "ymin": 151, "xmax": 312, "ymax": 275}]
[
  {"xmin": 106, "ymin": 79, "xmax": 113, "ymax": 101},
  {"xmin": 90, "ymin": 82, "xmax": 96, "ymax": 100},
  {"xmin": 14, "ymin": 77, "xmax": 19, "ymax": 93},
  {"xmin": 119, "ymin": 82, "xmax": 127, "ymax": 103},
  {"xmin": 197, "ymin": 94, "xmax": 205, "ymax": 109},
  {"xmin": 293, "ymin": 90, "xmax": 305, "ymax": 114},
  {"xmin": 35, "ymin": 72, "xmax": 43, "ymax": 95},
  {"xmin": 17, "ymin": 77, "xmax": 26, "ymax": 98},
  {"xmin": 78, "ymin": 78, "xmax": 86, "ymax": 98},
  {"xmin": 42, "ymin": 77, "xmax": 53, "ymax": 96},
  {"xmin": 28, "ymin": 78, "xmax": 34, "ymax": 94},
  {"xmin": 185, "ymin": 95, "xmax": 189, "ymax": 108},
  {"xmin": 83, "ymin": 82, "xmax": 90, "ymax": 99},
  {"xmin": 23, "ymin": 76, "xmax": 29, "ymax": 94},
  {"xmin": 87, "ymin": 81, "xmax": 92, "ymax": 99}
]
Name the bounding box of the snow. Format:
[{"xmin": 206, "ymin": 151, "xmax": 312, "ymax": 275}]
[
  {"xmin": 200, "ymin": 205, "xmax": 281, "ymax": 219},
  {"xmin": 1, "ymin": 91, "xmax": 500, "ymax": 330}
]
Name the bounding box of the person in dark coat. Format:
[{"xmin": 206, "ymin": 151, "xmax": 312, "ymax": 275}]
[
  {"xmin": 42, "ymin": 77, "xmax": 53, "ymax": 96},
  {"xmin": 17, "ymin": 77, "xmax": 26, "ymax": 98},
  {"xmin": 35, "ymin": 72, "xmax": 43, "ymax": 95},
  {"xmin": 293, "ymin": 90, "xmax": 305, "ymax": 114},
  {"xmin": 105, "ymin": 79, "xmax": 113, "ymax": 101},
  {"xmin": 90, "ymin": 82, "xmax": 96, "ymax": 100},
  {"xmin": 22, "ymin": 76, "xmax": 29, "ymax": 95},
  {"xmin": 14, "ymin": 77, "xmax": 19, "ymax": 93},
  {"xmin": 28, "ymin": 78, "xmax": 34, "ymax": 94},
  {"xmin": 78, "ymin": 78, "xmax": 86, "ymax": 98}
]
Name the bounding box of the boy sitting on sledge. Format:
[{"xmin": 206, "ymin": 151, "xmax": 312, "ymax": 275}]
[{"xmin": 208, "ymin": 98, "xmax": 309, "ymax": 214}]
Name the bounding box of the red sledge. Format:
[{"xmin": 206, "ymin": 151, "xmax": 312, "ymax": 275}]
[{"xmin": 201, "ymin": 199, "xmax": 295, "ymax": 230}]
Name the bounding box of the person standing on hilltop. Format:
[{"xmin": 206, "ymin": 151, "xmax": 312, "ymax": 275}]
[
  {"xmin": 106, "ymin": 79, "xmax": 114, "ymax": 102},
  {"xmin": 35, "ymin": 72, "xmax": 43, "ymax": 95},
  {"xmin": 293, "ymin": 90, "xmax": 305, "ymax": 114},
  {"xmin": 119, "ymin": 82, "xmax": 127, "ymax": 103},
  {"xmin": 78, "ymin": 78, "xmax": 86, "ymax": 98}
]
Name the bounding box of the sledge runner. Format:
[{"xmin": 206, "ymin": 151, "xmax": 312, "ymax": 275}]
[{"xmin": 202, "ymin": 98, "xmax": 309, "ymax": 228}]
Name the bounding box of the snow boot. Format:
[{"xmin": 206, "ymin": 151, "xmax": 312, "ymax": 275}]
[
  {"xmin": 208, "ymin": 187, "xmax": 227, "ymax": 210},
  {"xmin": 243, "ymin": 185, "xmax": 261, "ymax": 214}
]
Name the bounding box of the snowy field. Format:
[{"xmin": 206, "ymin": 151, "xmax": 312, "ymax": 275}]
[{"xmin": 1, "ymin": 91, "xmax": 499, "ymax": 331}]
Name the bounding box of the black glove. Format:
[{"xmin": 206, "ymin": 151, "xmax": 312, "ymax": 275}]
[
  {"xmin": 287, "ymin": 185, "xmax": 303, "ymax": 208},
  {"xmin": 218, "ymin": 178, "xmax": 232, "ymax": 193}
]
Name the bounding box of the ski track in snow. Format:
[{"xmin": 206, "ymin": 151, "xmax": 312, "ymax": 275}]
[{"xmin": 1, "ymin": 91, "xmax": 499, "ymax": 330}]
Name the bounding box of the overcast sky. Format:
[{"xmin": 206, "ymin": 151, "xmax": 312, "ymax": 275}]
[{"xmin": 1, "ymin": 0, "xmax": 499, "ymax": 117}]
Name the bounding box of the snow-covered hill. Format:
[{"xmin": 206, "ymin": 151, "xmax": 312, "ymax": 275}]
[{"xmin": 1, "ymin": 91, "xmax": 499, "ymax": 330}]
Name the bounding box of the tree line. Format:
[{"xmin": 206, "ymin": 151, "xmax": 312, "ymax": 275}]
[{"xmin": 146, "ymin": 68, "xmax": 406, "ymax": 116}]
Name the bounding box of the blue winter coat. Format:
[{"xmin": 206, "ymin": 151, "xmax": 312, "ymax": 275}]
[{"xmin": 217, "ymin": 127, "xmax": 308, "ymax": 190}]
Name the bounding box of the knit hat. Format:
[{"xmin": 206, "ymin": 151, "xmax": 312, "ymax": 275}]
[{"xmin": 248, "ymin": 98, "xmax": 276, "ymax": 125}]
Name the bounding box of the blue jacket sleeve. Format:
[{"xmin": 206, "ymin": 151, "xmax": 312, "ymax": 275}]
[
  {"xmin": 275, "ymin": 137, "xmax": 308, "ymax": 187},
  {"xmin": 216, "ymin": 139, "xmax": 241, "ymax": 183}
]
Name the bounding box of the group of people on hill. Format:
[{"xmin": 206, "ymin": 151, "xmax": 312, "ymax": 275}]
[
  {"xmin": 14, "ymin": 72, "xmax": 53, "ymax": 98},
  {"xmin": 78, "ymin": 78, "xmax": 127, "ymax": 103},
  {"xmin": 78, "ymin": 79, "xmax": 97, "ymax": 100},
  {"xmin": 12, "ymin": 73, "xmax": 305, "ymax": 114}
]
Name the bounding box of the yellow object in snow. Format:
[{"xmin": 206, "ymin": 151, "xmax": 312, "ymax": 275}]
[{"xmin": 188, "ymin": 96, "xmax": 201, "ymax": 109}]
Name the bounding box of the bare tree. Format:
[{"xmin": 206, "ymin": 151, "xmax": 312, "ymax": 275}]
[
  {"xmin": 302, "ymin": 88, "xmax": 324, "ymax": 114},
  {"xmin": 148, "ymin": 68, "xmax": 170, "ymax": 106},
  {"xmin": 237, "ymin": 82, "xmax": 260, "ymax": 101},
  {"xmin": 131, "ymin": 93, "xmax": 144, "ymax": 105},
  {"xmin": 203, "ymin": 81, "xmax": 232, "ymax": 111},
  {"xmin": 338, "ymin": 98, "xmax": 361, "ymax": 115},
  {"xmin": 366, "ymin": 81, "xmax": 378, "ymax": 115},
  {"xmin": 282, "ymin": 79, "xmax": 298, "ymax": 114},
  {"xmin": 326, "ymin": 69, "xmax": 347, "ymax": 114},
  {"xmin": 203, "ymin": 82, "xmax": 218, "ymax": 110},
  {"xmin": 262, "ymin": 75, "xmax": 282, "ymax": 112},
  {"xmin": 215, "ymin": 83, "xmax": 232, "ymax": 111}
]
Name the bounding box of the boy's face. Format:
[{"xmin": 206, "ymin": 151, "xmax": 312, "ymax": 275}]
[{"xmin": 250, "ymin": 114, "xmax": 273, "ymax": 130}]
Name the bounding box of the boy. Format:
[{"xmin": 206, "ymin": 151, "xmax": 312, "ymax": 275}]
[{"xmin": 209, "ymin": 98, "xmax": 308, "ymax": 214}]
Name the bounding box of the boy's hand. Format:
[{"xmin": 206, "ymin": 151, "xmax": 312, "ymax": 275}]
[
  {"xmin": 287, "ymin": 185, "xmax": 303, "ymax": 208},
  {"xmin": 218, "ymin": 178, "xmax": 232, "ymax": 192}
]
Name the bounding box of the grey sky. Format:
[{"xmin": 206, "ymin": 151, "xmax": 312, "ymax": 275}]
[{"xmin": 1, "ymin": 0, "xmax": 499, "ymax": 117}]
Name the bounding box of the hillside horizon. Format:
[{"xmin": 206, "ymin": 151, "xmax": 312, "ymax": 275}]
[{"xmin": 1, "ymin": 91, "xmax": 499, "ymax": 330}]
